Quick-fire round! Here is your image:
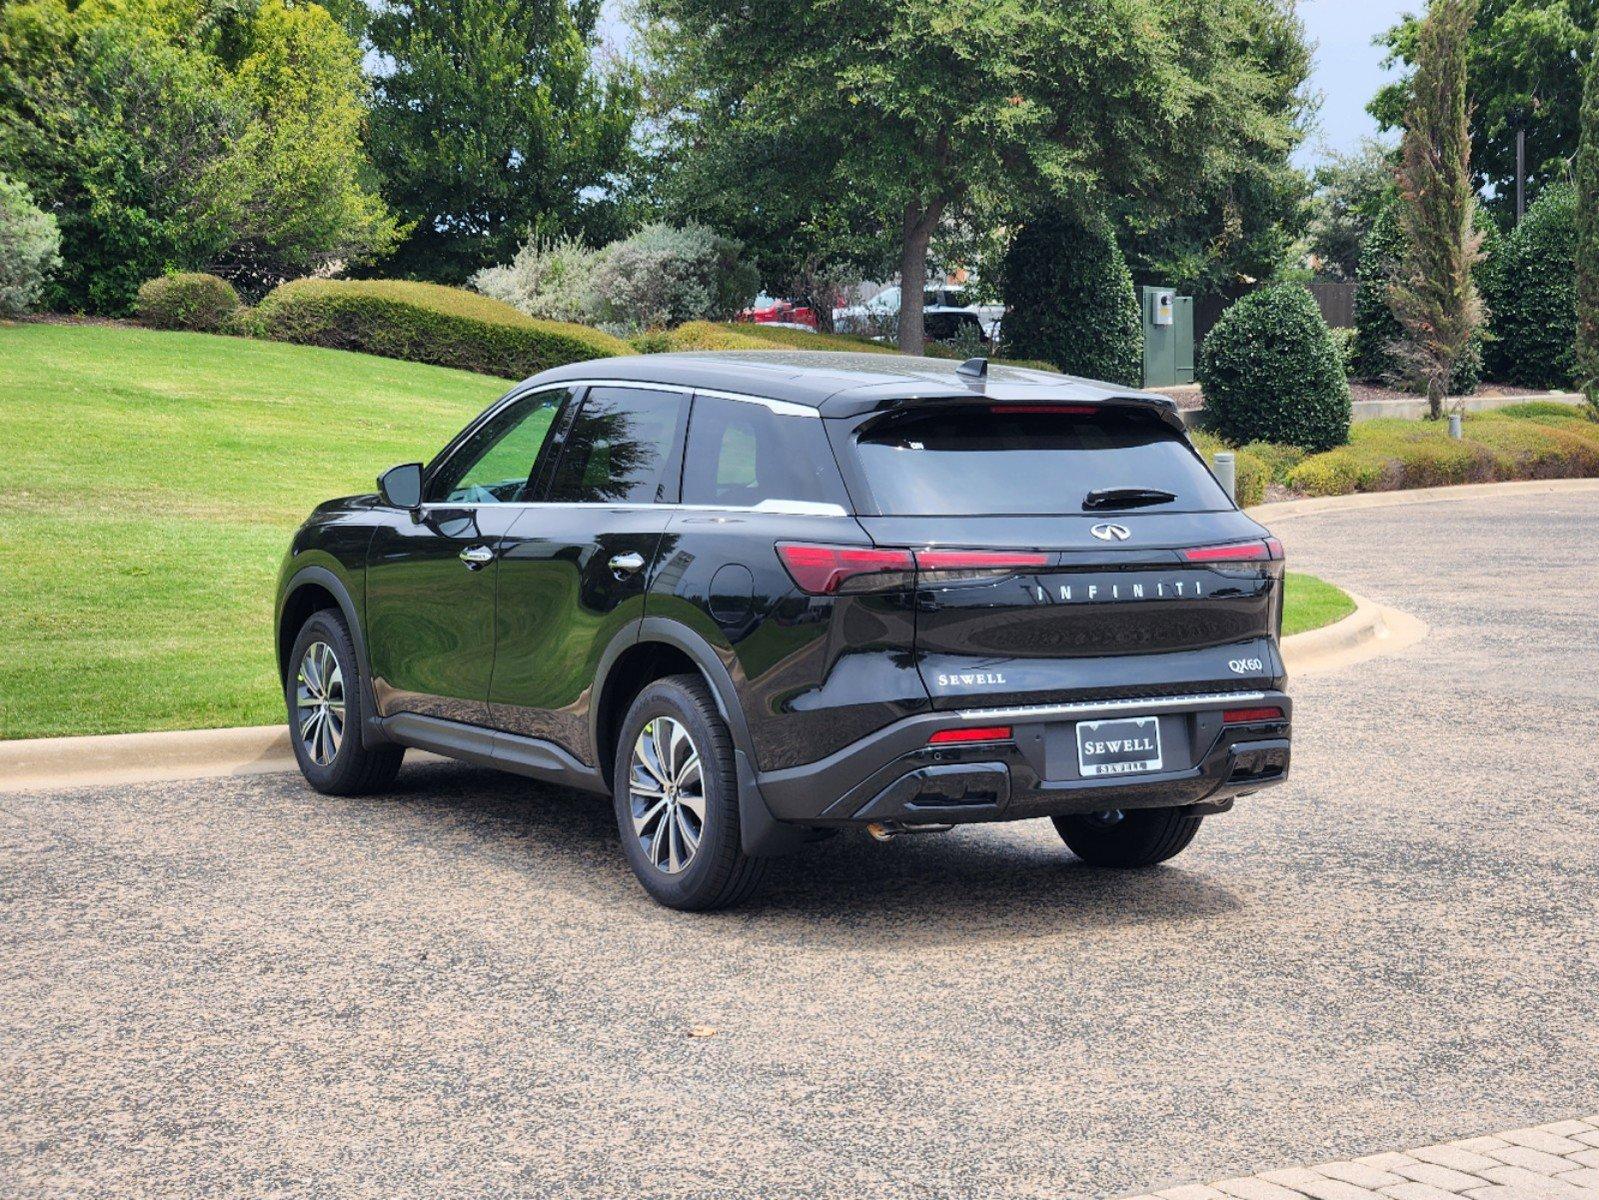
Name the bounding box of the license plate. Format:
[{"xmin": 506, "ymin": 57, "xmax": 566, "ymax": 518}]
[{"xmin": 1076, "ymin": 716, "xmax": 1163, "ymax": 777}]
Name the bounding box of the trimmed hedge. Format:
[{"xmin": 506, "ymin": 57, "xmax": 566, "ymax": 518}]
[
  {"xmin": 659, "ymin": 321, "xmax": 899, "ymax": 354},
  {"xmin": 1197, "ymin": 283, "xmax": 1351, "ymax": 452},
  {"xmin": 134, "ymin": 273, "xmax": 240, "ymax": 332},
  {"xmin": 255, "ymin": 278, "xmax": 629, "ymax": 378},
  {"xmin": 1285, "ymin": 410, "xmax": 1599, "ymax": 496},
  {"xmin": 1481, "ymin": 183, "xmax": 1576, "ymax": 388},
  {"xmin": 1000, "ymin": 208, "xmax": 1143, "ymax": 387}
]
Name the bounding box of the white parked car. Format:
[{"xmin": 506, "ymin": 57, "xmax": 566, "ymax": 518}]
[{"xmin": 833, "ymin": 284, "xmax": 1003, "ymax": 338}]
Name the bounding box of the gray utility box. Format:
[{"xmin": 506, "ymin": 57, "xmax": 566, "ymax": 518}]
[{"xmin": 1141, "ymin": 285, "xmax": 1194, "ymax": 388}]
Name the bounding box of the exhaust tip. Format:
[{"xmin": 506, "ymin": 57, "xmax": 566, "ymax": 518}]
[{"xmin": 866, "ymin": 821, "xmax": 954, "ymax": 842}]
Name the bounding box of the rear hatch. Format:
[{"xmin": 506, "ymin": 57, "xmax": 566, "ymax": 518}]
[{"xmin": 836, "ymin": 399, "xmax": 1285, "ymax": 711}]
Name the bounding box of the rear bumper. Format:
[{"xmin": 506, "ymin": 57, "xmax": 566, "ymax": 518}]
[{"xmin": 754, "ymin": 691, "xmax": 1291, "ymax": 827}]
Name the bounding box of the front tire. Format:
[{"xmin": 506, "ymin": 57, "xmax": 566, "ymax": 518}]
[
  {"xmin": 286, "ymin": 609, "xmax": 404, "ymax": 796},
  {"xmin": 1053, "ymin": 806, "xmax": 1202, "ymax": 867},
  {"xmin": 612, "ymin": 674, "xmax": 767, "ymax": 911}
]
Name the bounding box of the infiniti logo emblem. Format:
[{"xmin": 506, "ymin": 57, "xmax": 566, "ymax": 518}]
[{"xmin": 1090, "ymin": 523, "xmax": 1132, "ymax": 542}]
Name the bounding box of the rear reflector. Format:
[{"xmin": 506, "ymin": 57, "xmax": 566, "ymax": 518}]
[
  {"xmin": 776, "ymin": 543, "xmax": 914, "ymax": 595},
  {"xmin": 1222, "ymin": 706, "xmax": 1284, "ymax": 724},
  {"xmin": 1180, "ymin": 541, "xmax": 1275, "ymax": 563},
  {"xmin": 928, "ymin": 726, "xmax": 1013, "ymax": 745},
  {"xmin": 914, "ymin": 549, "xmax": 1051, "ymax": 571}
]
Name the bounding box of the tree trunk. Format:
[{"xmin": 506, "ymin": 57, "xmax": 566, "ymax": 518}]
[
  {"xmin": 1428, "ymin": 377, "xmax": 1444, "ymax": 420},
  {"xmin": 897, "ymin": 201, "xmax": 944, "ymax": 356}
]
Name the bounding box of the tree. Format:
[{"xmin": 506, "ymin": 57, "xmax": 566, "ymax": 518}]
[
  {"xmin": 0, "ymin": 0, "xmax": 398, "ymax": 312},
  {"xmin": 367, "ymin": 0, "xmax": 637, "ymax": 284},
  {"xmin": 1000, "ymin": 207, "xmax": 1142, "ymax": 386},
  {"xmin": 1305, "ymin": 139, "xmax": 1396, "ymax": 281},
  {"xmin": 639, "ymin": 0, "xmax": 1310, "ymax": 354},
  {"xmin": 1482, "ymin": 182, "xmax": 1575, "ymax": 387},
  {"xmin": 1388, "ymin": 0, "xmax": 1484, "ymax": 419},
  {"xmin": 1372, "ymin": 0, "xmax": 1599, "ymax": 214},
  {"xmin": 1577, "ymin": 27, "xmax": 1599, "ymax": 419}
]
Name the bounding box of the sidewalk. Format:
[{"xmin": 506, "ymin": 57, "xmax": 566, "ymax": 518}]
[{"xmin": 1126, "ymin": 1118, "xmax": 1599, "ymax": 1200}]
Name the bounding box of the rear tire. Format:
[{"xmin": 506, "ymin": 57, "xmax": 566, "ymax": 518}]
[
  {"xmin": 285, "ymin": 609, "xmax": 405, "ymax": 796},
  {"xmin": 613, "ymin": 674, "xmax": 767, "ymax": 911},
  {"xmin": 1053, "ymin": 806, "xmax": 1202, "ymax": 867}
]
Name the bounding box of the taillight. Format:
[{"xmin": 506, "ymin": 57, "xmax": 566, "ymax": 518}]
[
  {"xmin": 1222, "ymin": 706, "xmax": 1284, "ymax": 724},
  {"xmin": 928, "ymin": 725, "xmax": 1013, "ymax": 745},
  {"xmin": 914, "ymin": 549, "xmax": 1051, "ymax": 572},
  {"xmin": 776, "ymin": 543, "xmax": 914, "ymax": 595},
  {"xmin": 1179, "ymin": 540, "xmax": 1279, "ymax": 563}
]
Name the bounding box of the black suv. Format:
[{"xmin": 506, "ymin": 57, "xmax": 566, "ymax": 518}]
[{"xmin": 275, "ymin": 352, "xmax": 1291, "ymax": 909}]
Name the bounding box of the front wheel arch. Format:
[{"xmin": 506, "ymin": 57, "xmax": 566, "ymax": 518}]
[{"xmin": 277, "ymin": 565, "xmax": 387, "ymax": 748}]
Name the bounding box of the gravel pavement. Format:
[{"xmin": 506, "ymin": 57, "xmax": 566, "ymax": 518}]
[{"xmin": 2, "ymin": 490, "xmax": 1596, "ymax": 1199}]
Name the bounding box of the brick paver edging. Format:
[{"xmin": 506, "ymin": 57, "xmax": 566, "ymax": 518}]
[{"xmin": 1122, "ymin": 1116, "xmax": 1599, "ymax": 1200}]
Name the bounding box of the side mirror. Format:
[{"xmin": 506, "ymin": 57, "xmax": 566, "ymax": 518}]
[{"xmin": 378, "ymin": 462, "xmax": 424, "ymax": 510}]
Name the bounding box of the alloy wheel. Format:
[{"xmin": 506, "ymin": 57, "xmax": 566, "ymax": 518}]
[
  {"xmin": 628, "ymin": 717, "xmax": 705, "ymax": 875},
  {"xmin": 295, "ymin": 641, "xmax": 346, "ymax": 766}
]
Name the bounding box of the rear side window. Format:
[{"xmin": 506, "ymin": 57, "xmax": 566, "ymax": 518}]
[
  {"xmin": 851, "ymin": 405, "xmax": 1230, "ymax": 516},
  {"xmin": 682, "ymin": 395, "xmax": 849, "ymax": 510},
  {"xmin": 547, "ymin": 387, "xmax": 686, "ymax": 504}
]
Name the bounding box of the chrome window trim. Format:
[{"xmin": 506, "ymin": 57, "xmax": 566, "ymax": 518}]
[
  {"xmin": 546, "ymin": 379, "xmax": 820, "ymax": 418},
  {"xmin": 415, "ymin": 499, "xmax": 850, "ymax": 516},
  {"xmin": 954, "ymin": 691, "xmax": 1272, "ymax": 722}
]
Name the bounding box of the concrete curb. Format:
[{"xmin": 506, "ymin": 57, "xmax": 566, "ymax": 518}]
[
  {"xmin": 1249, "ymin": 475, "xmax": 1599, "ymax": 524},
  {"xmin": 1169, "ymin": 387, "xmax": 1586, "ymax": 427},
  {"xmin": 1281, "ymin": 589, "xmax": 1427, "ymax": 676},
  {"xmin": 7, "ymin": 593, "xmax": 1420, "ymax": 791},
  {"xmin": 0, "ymin": 724, "xmax": 296, "ymax": 794}
]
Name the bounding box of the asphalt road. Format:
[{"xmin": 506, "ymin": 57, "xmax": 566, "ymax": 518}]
[{"xmin": 3, "ymin": 490, "xmax": 1597, "ymax": 1200}]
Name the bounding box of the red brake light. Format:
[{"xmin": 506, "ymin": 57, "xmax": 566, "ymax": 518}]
[
  {"xmin": 914, "ymin": 549, "xmax": 1051, "ymax": 571},
  {"xmin": 1179, "ymin": 541, "xmax": 1274, "ymax": 563},
  {"xmin": 1222, "ymin": 706, "xmax": 1284, "ymax": 724},
  {"xmin": 928, "ymin": 726, "xmax": 1013, "ymax": 745},
  {"xmin": 776, "ymin": 543, "xmax": 914, "ymax": 595},
  {"xmin": 989, "ymin": 404, "xmax": 1097, "ymax": 415}
]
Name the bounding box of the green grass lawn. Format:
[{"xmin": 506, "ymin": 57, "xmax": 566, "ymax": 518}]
[
  {"xmin": 1282, "ymin": 571, "xmax": 1356, "ymax": 636},
  {"xmin": 1, "ymin": 322, "xmax": 1352, "ymax": 739},
  {"xmin": 1, "ymin": 322, "xmax": 505, "ymax": 739}
]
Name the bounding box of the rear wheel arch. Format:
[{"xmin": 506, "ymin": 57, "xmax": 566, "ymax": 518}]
[{"xmin": 592, "ymin": 619, "xmax": 753, "ymax": 789}]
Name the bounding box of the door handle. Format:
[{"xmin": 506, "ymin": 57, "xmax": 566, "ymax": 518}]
[
  {"xmin": 459, "ymin": 544, "xmax": 497, "ymax": 569},
  {"xmin": 608, "ymin": 552, "xmax": 646, "ymax": 579}
]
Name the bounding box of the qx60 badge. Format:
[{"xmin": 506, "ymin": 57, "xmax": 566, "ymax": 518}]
[{"xmin": 1090, "ymin": 523, "xmax": 1132, "ymax": 542}]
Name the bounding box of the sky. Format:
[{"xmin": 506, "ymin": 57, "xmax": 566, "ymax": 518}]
[
  {"xmin": 598, "ymin": 0, "xmax": 1411, "ymax": 169},
  {"xmin": 1293, "ymin": 0, "xmax": 1411, "ymax": 165}
]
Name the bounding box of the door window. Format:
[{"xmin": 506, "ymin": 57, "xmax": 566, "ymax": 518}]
[
  {"xmin": 427, "ymin": 387, "xmax": 571, "ymax": 504},
  {"xmin": 546, "ymin": 387, "xmax": 686, "ymax": 504},
  {"xmin": 681, "ymin": 395, "xmax": 849, "ymax": 509}
]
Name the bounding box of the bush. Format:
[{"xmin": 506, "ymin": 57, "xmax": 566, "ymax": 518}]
[
  {"xmin": 660, "ymin": 321, "xmax": 900, "ymax": 354},
  {"xmin": 470, "ymin": 234, "xmax": 599, "ymax": 323},
  {"xmin": 1327, "ymin": 326, "xmax": 1356, "ymax": 378},
  {"xmin": 134, "ymin": 273, "xmax": 240, "ymax": 331},
  {"xmin": 1481, "ymin": 183, "xmax": 1577, "ymax": 388},
  {"xmin": 1197, "ymin": 283, "xmax": 1351, "ymax": 452},
  {"xmin": 255, "ymin": 278, "xmax": 630, "ymax": 377},
  {"xmin": 1284, "ymin": 410, "xmax": 1599, "ymax": 496},
  {"xmin": 1352, "ymin": 199, "xmax": 1484, "ymax": 393},
  {"xmin": 588, "ymin": 223, "xmax": 759, "ymax": 331},
  {"xmin": 1000, "ymin": 208, "xmax": 1142, "ymax": 386},
  {"xmin": 0, "ymin": 173, "xmax": 61, "ymax": 316},
  {"xmin": 1188, "ymin": 432, "xmax": 1271, "ymax": 507}
]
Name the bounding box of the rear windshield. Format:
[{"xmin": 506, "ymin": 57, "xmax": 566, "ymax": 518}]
[{"xmin": 850, "ymin": 405, "xmax": 1231, "ymax": 516}]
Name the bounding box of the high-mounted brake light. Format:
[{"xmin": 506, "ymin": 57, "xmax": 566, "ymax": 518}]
[
  {"xmin": 914, "ymin": 549, "xmax": 1051, "ymax": 572},
  {"xmin": 1179, "ymin": 540, "xmax": 1277, "ymax": 563},
  {"xmin": 776, "ymin": 543, "xmax": 914, "ymax": 595},
  {"xmin": 989, "ymin": 404, "xmax": 1098, "ymax": 415},
  {"xmin": 1222, "ymin": 706, "xmax": 1284, "ymax": 724},
  {"xmin": 928, "ymin": 726, "xmax": 1013, "ymax": 745}
]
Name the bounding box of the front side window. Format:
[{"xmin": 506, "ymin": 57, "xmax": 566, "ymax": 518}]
[
  {"xmin": 427, "ymin": 388, "xmax": 571, "ymax": 504},
  {"xmin": 681, "ymin": 395, "xmax": 848, "ymax": 509},
  {"xmin": 547, "ymin": 387, "xmax": 686, "ymax": 504},
  {"xmin": 852, "ymin": 405, "xmax": 1230, "ymax": 516}
]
